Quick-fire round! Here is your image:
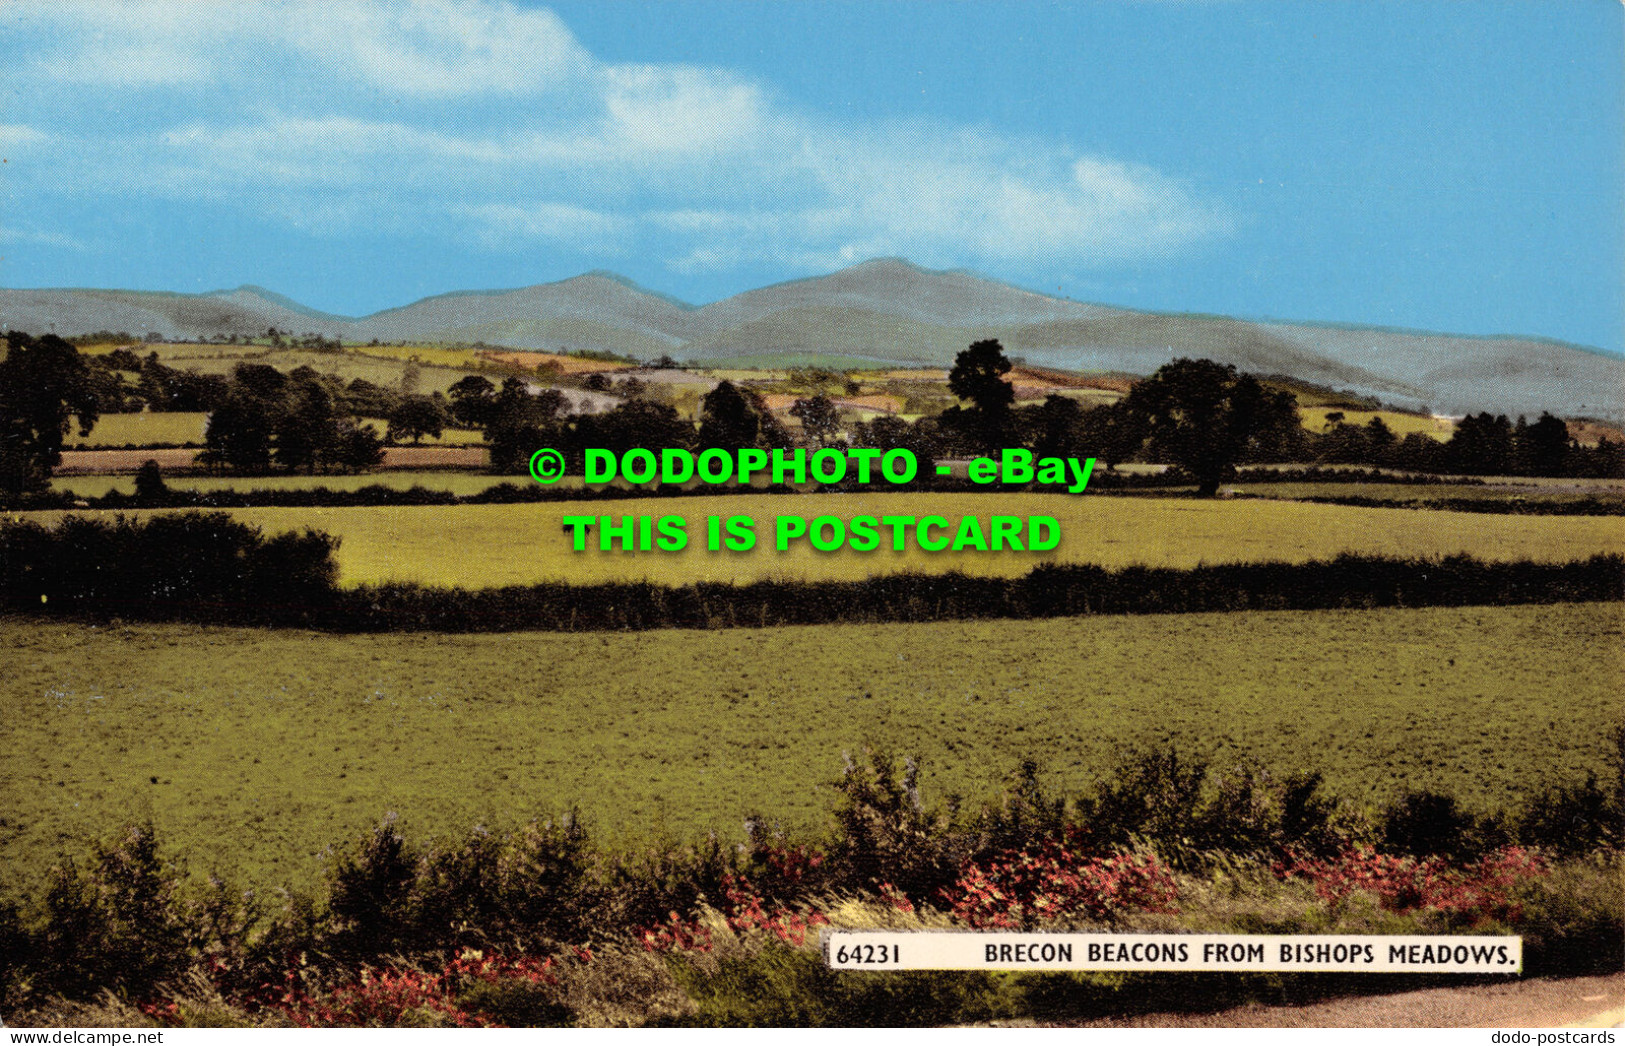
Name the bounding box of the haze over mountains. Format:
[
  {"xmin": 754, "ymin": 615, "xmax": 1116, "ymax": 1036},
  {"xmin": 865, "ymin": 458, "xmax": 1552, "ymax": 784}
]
[{"xmin": 3, "ymin": 259, "xmax": 1620, "ymax": 421}]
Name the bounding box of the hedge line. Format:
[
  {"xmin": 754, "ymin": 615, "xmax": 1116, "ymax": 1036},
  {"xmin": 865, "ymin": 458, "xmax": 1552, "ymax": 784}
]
[{"xmin": 1, "ymin": 513, "xmax": 1620, "ymax": 632}]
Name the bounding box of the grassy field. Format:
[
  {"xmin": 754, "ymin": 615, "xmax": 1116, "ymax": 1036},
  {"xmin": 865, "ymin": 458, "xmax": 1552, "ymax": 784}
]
[
  {"xmin": 1299, "ymin": 406, "xmax": 1454, "ymax": 439},
  {"xmin": 22, "ymin": 492, "xmax": 1622, "ymax": 588},
  {"xmin": 1232, "ymin": 481, "xmax": 1625, "ymax": 507},
  {"xmin": 348, "ymin": 344, "xmax": 491, "ymax": 369},
  {"xmin": 63, "ymin": 413, "xmax": 482, "ymax": 450},
  {"xmin": 2, "ymin": 602, "xmax": 1617, "ymax": 895},
  {"xmin": 66, "ymin": 413, "xmax": 208, "ymax": 447}
]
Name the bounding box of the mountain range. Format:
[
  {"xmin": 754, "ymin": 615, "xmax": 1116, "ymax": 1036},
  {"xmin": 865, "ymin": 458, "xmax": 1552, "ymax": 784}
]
[{"xmin": 3, "ymin": 258, "xmax": 1620, "ymax": 421}]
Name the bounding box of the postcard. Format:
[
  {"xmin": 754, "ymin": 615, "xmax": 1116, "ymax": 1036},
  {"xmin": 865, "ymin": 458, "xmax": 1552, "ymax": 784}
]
[{"xmin": 1, "ymin": 0, "xmax": 1621, "ymax": 1033}]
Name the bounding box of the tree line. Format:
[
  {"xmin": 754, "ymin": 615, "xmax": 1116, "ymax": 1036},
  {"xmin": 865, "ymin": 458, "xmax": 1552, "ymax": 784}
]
[{"xmin": 4, "ymin": 330, "xmax": 1621, "ymax": 503}]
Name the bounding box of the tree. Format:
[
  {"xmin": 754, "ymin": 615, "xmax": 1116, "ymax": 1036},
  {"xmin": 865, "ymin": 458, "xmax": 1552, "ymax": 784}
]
[
  {"xmin": 133, "ymin": 460, "xmax": 169, "ymax": 505},
  {"xmin": 1029, "ymin": 394, "xmax": 1084, "ymax": 461},
  {"xmin": 0, "ymin": 332, "xmax": 101, "ymax": 500},
  {"xmin": 447, "ymin": 376, "xmax": 497, "ymax": 428},
  {"xmin": 342, "ymin": 378, "xmax": 402, "ymax": 420},
  {"xmin": 333, "ymin": 421, "xmax": 385, "ymax": 471},
  {"xmin": 1444, "ymin": 412, "xmax": 1513, "ymax": 475},
  {"xmin": 1365, "ymin": 416, "xmax": 1397, "ymax": 457},
  {"xmin": 386, "ymin": 395, "xmax": 449, "ymax": 445},
  {"xmin": 1076, "ymin": 401, "xmax": 1148, "ymax": 472},
  {"xmin": 790, "ymin": 395, "xmax": 841, "ymax": 446},
  {"xmin": 1121, "ymin": 358, "xmax": 1300, "ymax": 496},
  {"xmin": 275, "ymin": 378, "xmax": 343, "ymax": 472},
  {"xmin": 853, "ymin": 414, "xmax": 939, "ymax": 478},
  {"xmin": 946, "ymin": 338, "xmax": 1015, "ymax": 452},
  {"xmin": 697, "ymin": 380, "xmax": 760, "ymax": 450},
  {"xmin": 1520, "ymin": 412, "xmax": 1571, "ymax": 476},
  {"xmin": 203, "ymin": 388, "xmax": 275, "ymax": 473},
  {"xmin": 485, "ymin": 380, "xmax": 567, "ymax": 473}
]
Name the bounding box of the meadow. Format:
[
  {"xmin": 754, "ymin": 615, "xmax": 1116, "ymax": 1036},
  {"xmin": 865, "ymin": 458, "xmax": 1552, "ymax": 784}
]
[
  {"xmin": 64, "ymin": 412, "xmax": 208, "ymax": 447},
  {"xmin": 1231, "ymin": 481, "xmax": 1625, "ymax": 508},
  {"xmin": 22, "ymin": 492, "xmax": 1622, "ymax": 588},
  {"xmin": 2, "ymin": 602, "xmax": 1618, "ymax": 897},
  {"xmin": 1298, "ymin": 407, "xmax": 1453, "ymax": 439},
  {"xmin": 63, "ymin": 412, "xmax": 483, "ymax": 450}
]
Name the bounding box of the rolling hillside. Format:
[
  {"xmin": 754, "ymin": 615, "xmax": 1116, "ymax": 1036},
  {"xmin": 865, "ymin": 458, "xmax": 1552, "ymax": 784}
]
[{"xmin": 4, "ymin": 258, "xmax": 1620, "ymax": 420}]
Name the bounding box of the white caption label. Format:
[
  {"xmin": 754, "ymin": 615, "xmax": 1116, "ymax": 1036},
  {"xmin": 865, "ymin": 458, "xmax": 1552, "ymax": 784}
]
[{"xmin": 824, "ymin": 932, "xmax": 1521, "ymax": 973}]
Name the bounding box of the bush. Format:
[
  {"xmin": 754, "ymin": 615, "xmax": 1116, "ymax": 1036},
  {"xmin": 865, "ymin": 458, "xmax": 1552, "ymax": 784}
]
[
  {"xmin": 32, "ymin": 825, "xmax": 198, "ymax": 999},
  {"xmin": 1378, "ymin": 791, "xmax": 1508, "ymax": 863},
  {"xmin": 827, "ymin": 750, "xmax": 962, "ymax": 905}
]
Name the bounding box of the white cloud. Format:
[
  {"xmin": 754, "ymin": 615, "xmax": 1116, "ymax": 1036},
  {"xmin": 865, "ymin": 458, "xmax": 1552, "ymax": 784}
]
[
  {"xmin": 0, "ymin": 225, "xmax": 90, "ymax": 251},
  {"xmin": 0, "ymin": 124, "xmax": 50, "ymax": 148},
  {"xmin": 281, "ymin": 1, "xmax": 590, "ymax": 96},
  {"xmin": 453, "ymin": 202, "xmax": 630, "ymax": 248},
  {"xmin": 7, "ymin": 0, "xmax": 1235, "ymax": 275}
]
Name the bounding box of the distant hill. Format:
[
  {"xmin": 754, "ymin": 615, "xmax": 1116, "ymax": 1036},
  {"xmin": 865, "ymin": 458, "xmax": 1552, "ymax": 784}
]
[{"xmin": 4, "ymin": 258, "xmax": 1620, "ymax": 420}]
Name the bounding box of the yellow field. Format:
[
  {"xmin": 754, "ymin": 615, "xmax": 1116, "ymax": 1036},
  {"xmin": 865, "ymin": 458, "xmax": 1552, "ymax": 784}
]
[
  {"xmin": 349, "ymin": 344, "xmax": 490, "ymax": 369},
  {"xmin": 358, "ymin": 419, "xmax": 486, "ymax": 445},
  {"xmin": 1300, "ymin": 407, "xmax": 1455, "ymax": 440},
  {"xmin": 30, "ymin": 492, "xmax": 1623, "ymax": 589},
  {"xmin": 67, "ymin": 412, "xmax": 207, "ymax": 446}
]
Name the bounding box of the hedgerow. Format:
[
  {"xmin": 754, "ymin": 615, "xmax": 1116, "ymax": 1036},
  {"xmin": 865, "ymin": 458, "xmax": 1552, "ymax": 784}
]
[
  {"xmin": 2, "ymin": 746, "xmax": 1619, "ymax": 1026},
  {"xmin": 2, "ymin": 514, "xmax": 1620, "ymax": 631}
]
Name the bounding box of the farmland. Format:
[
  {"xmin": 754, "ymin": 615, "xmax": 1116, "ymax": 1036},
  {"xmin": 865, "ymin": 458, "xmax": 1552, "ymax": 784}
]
[
  {"xmin": 21, "ymin": 492, "xmax": 1624, "ymax": 588},
  {"xmin": 1298, "ymin": 407, "xmax": 1455, "ymax": 439},
  {"xmin": 62, "ymin": 411, "xmax": 484, "ymax": 450},
  {"xmin": 50, "ymin": 470, "xmax": 523, "ymax": 499},
  {"xmin": 1, "ymin": 602, "xmax": 1617, "ymax": 896},
  {"xmin": 1232, "ymin": 480, "xmax": 1625, "ymax": 509},
  {"xmin": 65, "ymin": 412, "xmax": 209, "ymax": 447}
]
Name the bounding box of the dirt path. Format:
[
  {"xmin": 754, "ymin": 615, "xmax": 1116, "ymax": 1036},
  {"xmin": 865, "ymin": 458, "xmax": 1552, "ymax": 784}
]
[{"xmin": 1072, "ymin": 974, "xmax": 1625, "ymax": 1028}]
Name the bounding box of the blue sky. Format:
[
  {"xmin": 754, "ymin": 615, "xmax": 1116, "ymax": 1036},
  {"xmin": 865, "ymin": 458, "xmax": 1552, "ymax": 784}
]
[{"xmin": 2, "ymin": 0, "xmax": 1621, "ymax": 352}]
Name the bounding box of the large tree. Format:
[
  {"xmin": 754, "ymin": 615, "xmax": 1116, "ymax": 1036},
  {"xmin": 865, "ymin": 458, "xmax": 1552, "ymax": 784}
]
[
  {"xmin": 790, "ymin": 394, "xmax": 841, "ymax": 446},
  {"xmin": 387, "ymin": 394, "xmax": 449, "ymax": 445},
  {"xmin": 697, "ymin": 380, "xmax": 760, "ymax": 450},
  {"xmin": 1121, "ymin": 358, "xmax": 1299, "ymax": 495},
  {"xmin": 945, "ymin": 338, "xmax": 1015, "ymax": 453},
  {"xmin": 0, "ymin": 332, "xmax": 101, "ymax": 500}
]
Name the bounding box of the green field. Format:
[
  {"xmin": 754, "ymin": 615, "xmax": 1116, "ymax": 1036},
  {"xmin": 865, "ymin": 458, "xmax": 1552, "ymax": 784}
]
[
  {"xmin": 24, "ymin": 492, "xmax": 1622, "ymax": 588},
  {"xmin": 1233, "ymin": 481, "xmax": 1625, "ymax": 508},
  {"xmin": 2, "ymin": 602, "xmax": 1618, "ymax": 896}
]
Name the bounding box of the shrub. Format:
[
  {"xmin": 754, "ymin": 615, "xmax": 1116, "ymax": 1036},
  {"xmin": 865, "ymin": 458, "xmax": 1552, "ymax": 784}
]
[
  {"xmin": 32, "ymin": 824, "xmax": 198, "ymax": 999},
  {"xmin": 827, "ymin": 750, "xmax": 963, "ymax": 904},
  {"xmin": 942, "ymin": 846, "xmax": 1178, "ymax": 929},
  {"xmin": 1378, "ymin": 790, "xmax": 1507, "ymax": 863}
]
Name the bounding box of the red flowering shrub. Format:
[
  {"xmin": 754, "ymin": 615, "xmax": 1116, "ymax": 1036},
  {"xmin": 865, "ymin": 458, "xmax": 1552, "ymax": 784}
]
[
  {"xmin": 747, "ymin": 842, "xmax": 826, "ymax": 897},
  {"xmin": 1278, "ymin": 845, "xmax": 1549, "ymax": 923},
  {"xmin": 267, "ymin": 949, "xmax": 561, "ymax": 1028},
  {"xmin": 942, "ymin": 845, "xmax": 1179, "ymax": 929},
  {"xmin": 877, "ymin": 881, "xmax": 915, "ymax": 914},
  {"xmin": 640, "ymin": 873, "xmax": 828, "ymax": 953}
]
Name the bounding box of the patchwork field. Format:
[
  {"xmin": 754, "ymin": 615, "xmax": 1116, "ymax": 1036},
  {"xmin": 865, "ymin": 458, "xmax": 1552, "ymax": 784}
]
[
  {"xmin": 2, "ymin": 603, "xmax": 1617, "ymax": 896},
  {"xmin": 22, "ymin": 492, "xmax": 1623, "ymax": 588}
]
